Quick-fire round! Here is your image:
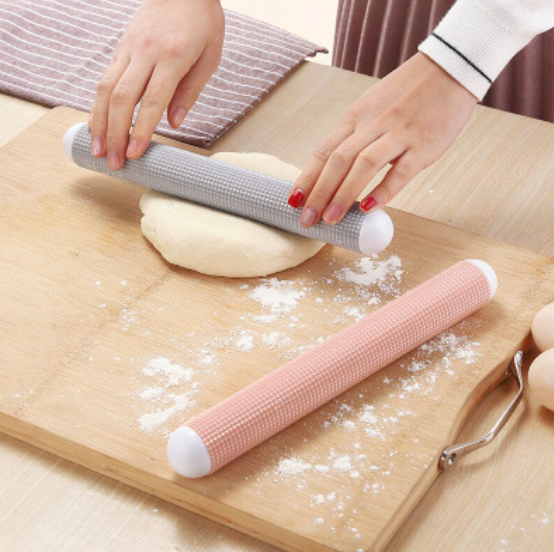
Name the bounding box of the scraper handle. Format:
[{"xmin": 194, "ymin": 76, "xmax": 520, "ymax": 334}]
[{"xmin": 64, "ymin": 123, "xmax": 394, "ymax": 254}]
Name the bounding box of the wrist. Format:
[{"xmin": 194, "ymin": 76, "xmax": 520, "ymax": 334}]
[{"xmin": 417, "ymin": 52, "xmax": 479, "ymax": 103}]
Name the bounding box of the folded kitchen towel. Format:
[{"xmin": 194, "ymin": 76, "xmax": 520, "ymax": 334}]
[{"xmin": 0, "ymin": 0, "xmax": 326, "ymax": 146}]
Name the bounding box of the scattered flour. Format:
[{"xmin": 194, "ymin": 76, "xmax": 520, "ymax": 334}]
[
  {"xmin": 234, "ymin": 331, "xmax": 255, "ymax": 352},
  {"xmin": 269, "ymin": 327, "xmax": 482, "ymax": 534},
  {"xmin": 175, "ymin": 254, "xmax": 405, "ymax": 368},
  {"xmin": 332, "ymin": 455, "xmax": 352, "ymax": 472},
  {"xmin": 336, "ymin": 255, "xmax": 403, "ymax": 295},
  {"xmin": 198, "ymin": 350, "xmax": 217, "ymax": 366},
  {"xmin": 138, "ymin": 387, "xmax": 164, "ymax": 401},
  {"xmin": 277, "ymin": 457, "xmax": 313, "ymax": 476},
  {"xmin": 249, "ymin": 278, "xmax": 305, "ymax": 315},
  {"xmin": 138, "ymin": 357, "xmax": 197, "ymax": 432},
  {"xmin": 262, "ymin": 331, "xmax": 291, "ymax": 349},
  {"xmin": 139, "ymin": 392, "xmax": 195, "ymax": 432},
  {"xmin": 142, "ymin": 356, "xmax": 194, "ymax": 387},
  {"xmin": 344, "ymin": 306, "xmax": 365, "ymax": 322},
  {"xmin": 127, "ymin": 253, "xmax": 489, "ymax": 545}
]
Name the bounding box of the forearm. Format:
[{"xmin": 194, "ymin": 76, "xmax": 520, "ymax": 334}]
[{"xmin": 419, "ymin": 0, "xmax": 554, "ymax": 99}]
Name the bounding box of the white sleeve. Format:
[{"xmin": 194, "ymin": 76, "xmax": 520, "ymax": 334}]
[{"xmin": 418, "ymin": 0, "xmax": 554, "ymax": 100}]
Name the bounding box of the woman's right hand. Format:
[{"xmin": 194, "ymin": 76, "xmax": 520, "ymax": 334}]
[
  {"xmin": 90, "ymin": 0, "xmax": 224, "ymax": 170},
  {"xmin": 288, "ymin": 53, "xmax": 478, "ymax": 227}
]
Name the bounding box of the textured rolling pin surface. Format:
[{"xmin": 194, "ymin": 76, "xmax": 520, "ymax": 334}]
[
  {"xmin": 71, "ymin": 125, "xmax": 364, "ymax": 252},
  {"xmin": 185, "ymin": 260, "xmax": 492, "ymax": 474}
]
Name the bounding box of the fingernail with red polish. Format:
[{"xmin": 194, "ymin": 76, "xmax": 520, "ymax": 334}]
[
  {"xmin": 126, "ymin": 140, "xmax": 138, "ymax": 158},
  {"xmin": 107, "ymin": 150, "xmax": 120, "ymax": 170},
  {"xmin": 288, "ymin": 188, "xmax": 305, "ymax": 209},
  {"xmin": 300, "ymin": 207, "xmax": 317, "ymax": 228},
  {"xmin": 323, "ymin": 204, "xmax": 342, "ymax": 224},
  {"xmin": 92, "ymin": 137, "xmax": 103, "ymax": 157},
  {"xmin": 360, "ymin": 196, "xmax": 378, "ymax": 212}
]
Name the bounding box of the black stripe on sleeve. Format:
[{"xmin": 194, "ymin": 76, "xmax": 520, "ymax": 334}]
[{"xmin": 431, "ymin": 32, "xmax": 492, "ymax": 84}]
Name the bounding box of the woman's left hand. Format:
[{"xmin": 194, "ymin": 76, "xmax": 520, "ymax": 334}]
[{"xmin": 287, "ymin": 53, "xmax": 478, "ymax": 227}]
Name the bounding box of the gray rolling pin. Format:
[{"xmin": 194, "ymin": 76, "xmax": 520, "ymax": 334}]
[{"xmin": 64, "ymin": 123, "xmax": 394, "ymax": 254}]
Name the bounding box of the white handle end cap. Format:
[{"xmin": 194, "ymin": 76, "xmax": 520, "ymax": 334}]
[
  {"xmin": 358, "ymin": 209, "xmax": 394, "ymax": 254},
  {"xmin": 466, "ymin": 259, "xmax": 498, "ymax": 300},
  {"xmin": 167, "ymin": 426, "xmax": 211, "ymax": 478},
  {"xmin": 63, "ymin": 122, "xmax": 87, "ymax": 163}
]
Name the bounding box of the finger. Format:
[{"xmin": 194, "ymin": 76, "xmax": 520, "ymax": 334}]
[
  {"xmin": 300, "ymin": 132, "xmax": 378, "ymax": 227},
  {"xmin": 359, "ymin": 150, "xmax": 422, "ymax": 212},
  {"xmin": 167, "ymin": 48, "xmax": 220, "ymax": 129},
  {"xmin": 322, "ymin": 136, "xmax": 407, "ymax": 222},
  {"xmin": 288, "ymin": 124, "xmax": 353, "ymax": 211},
  {"xmin": 126, "ymin": 61, "xmax": 190, "ymax": 160},
  {"xmin": 90, "ymin": 59, "xmax": 130, "ymax": 159},
  {"xmin": 105, "ymin": 61, "xmax": 155, "ymax": 170}
]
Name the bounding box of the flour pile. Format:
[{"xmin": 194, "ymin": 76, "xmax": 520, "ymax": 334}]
[{"xmin": 138, "ymin": 357, "xmax": 197, "ymax": 433}]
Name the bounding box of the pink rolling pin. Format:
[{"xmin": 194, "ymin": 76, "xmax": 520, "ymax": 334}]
[{"xmin": 167, "ymin": 259, "xmax": 497, "ymax": 478}]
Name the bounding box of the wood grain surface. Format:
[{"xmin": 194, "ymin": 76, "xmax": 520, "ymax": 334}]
[{"xmin": 0, "ymin": 61, "xmax": 553, "ymax": 552}]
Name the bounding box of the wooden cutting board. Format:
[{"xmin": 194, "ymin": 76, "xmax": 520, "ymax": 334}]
[{"xmin": 0, "ymin": 106, "xmax": 553, "ymax": 552}]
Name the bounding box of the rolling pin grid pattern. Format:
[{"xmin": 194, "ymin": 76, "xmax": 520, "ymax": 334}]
[
  {"xmin": 186, "ymin": 261, "xmax": 492, "ymax": 473},
  {"xmin": 70, "ymin": 125, "xmax": 364, "ymax": 252}
]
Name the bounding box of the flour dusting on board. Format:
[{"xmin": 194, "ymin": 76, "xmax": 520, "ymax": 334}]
[
  {"xmin": 337, "ymin": 255, "xmax": 403, "ymax": 292},
  {"xmin": 116, "ymin": 252, "xmax": 487, "ymax": 545},
  {"xmin": 268, "ymin": 329, "xmax": 481, "ymax": 534},
  {"xmin": 133, "ymin": 254, "xmax": 406, "ymax": 435},
  {"xmin": 138, "ymin": 357, "xmax": 198, "ymax": 432},
  {"xmin": 249, "ymin": 278, "xmax": 306, "ymax": 314}
]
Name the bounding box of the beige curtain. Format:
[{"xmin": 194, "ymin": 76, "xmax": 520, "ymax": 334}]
[{"xmin": 333, "ymin": 0, "xmax": 554, "ymax": 123}]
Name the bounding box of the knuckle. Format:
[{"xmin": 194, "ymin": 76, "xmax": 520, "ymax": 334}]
[
  {"xmin": 313, "ymin": 144, "xmax": 334, "ymax": 163},
  {"xmin": 358, "ymin": 150, "xmax": 379, "ymax": 169},
  {"xmin": 106, "ymin": 131, "xmax": 123, "ymax": 146},
  {"xmin": 328, "ymin": 149, "xmax": 351, "ymax": 167},
  {"xmin": 97, "ymin": 77, "xmax": 115, "ymax": 96},
  {"xmin": 311, "ymin": 187, "xmax": 332, "ymax": 203},
  {"xmin": 141, "ymin": 88, "xmax": 163, "ymax": 108},
  {"xmin": 163, "ymin": 38, "xmax": 186, "ymax": 59},
  {"xmin": 139, "ymin": 34, "xmax": 155, "ymax": 50},
  {"xmin": 111, "ymin": 86, "xmax": 132, "ymax": 107},
  {"xmin": 394, "ymin": 161, "xmax": 415, "ymax": 181}
]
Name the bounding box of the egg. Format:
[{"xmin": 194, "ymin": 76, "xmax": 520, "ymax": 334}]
[
  {"xmin": 528, "ymin": 349, "xmax": 554, "ymax": 411},
  {"xmin": 532, "ymin": 302, "xmax": 554, "ymax": 352}
]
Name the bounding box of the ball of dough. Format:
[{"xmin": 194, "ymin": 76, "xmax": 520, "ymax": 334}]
[
  {"xmin": 528, "ymin": 349, "xmax": 554, "ymax": 411},
  {"xmin": 140, "ymin": 152, "xmax": 325, "ymax": 278},
  {"xmin": 532, "ymin": 303, "xmax": 554, "ymax": 352}
]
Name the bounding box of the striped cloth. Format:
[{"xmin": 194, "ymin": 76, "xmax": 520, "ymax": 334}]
[{"xmin": 0, "ymin": 0, "xmax": 326, "ymax": 146}]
